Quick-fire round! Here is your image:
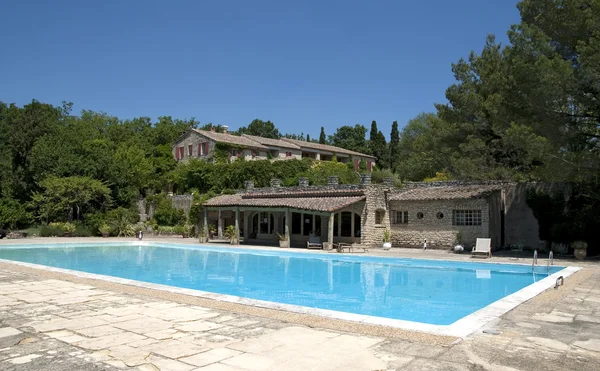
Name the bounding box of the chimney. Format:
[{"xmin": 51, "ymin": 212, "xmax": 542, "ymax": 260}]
[
  {"xmin": 222, "ymin": 125, "xmax": 229, "ymax": 134},
  {"xmin": 210, "ymin": 127, "xmax": 215, "ymax": 132},
  {"xmin": 298, "ymin": 177, "xmax": 309, "ymax": 187},
  {"xmin": 270, "ymin": 178, "xmax": 281, "ymax": 188},
  {"xmin": 360, "ymin": 174, "xmax": 372, "ymax": 186},
  {"xmin": 244, "ymin": 180, "xmax": 254, "ymax": 191},
  {"xmin": 327, "ymin": 176, "xmax": 339, "ymax": 186},
  {"xmin": 383, "ymin": 177, "xmax": 394, "ymax": 187}
]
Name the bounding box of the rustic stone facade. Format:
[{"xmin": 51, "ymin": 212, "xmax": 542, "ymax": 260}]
[{"xmin": 388, "ymin": 199, "xmax": 491, "ymax": 249}]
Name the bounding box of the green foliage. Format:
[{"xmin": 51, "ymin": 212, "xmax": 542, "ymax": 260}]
[
  {"xmin": 224, "ymin": 225, "xmax": 238, "ymax": 243},
  {"xmin": 39, "ymin": 225, "xmax": 63, "ymax": 237},
  {"xmin": 150, "ymin": 194, "xmax": 186, "ymax": 226},
  {"xmin": 369, "ymin": 121, "xmax": 388, "ymax": 168},
  {"xmin": 73, "ymin": 225, "xmax": 93, "ymax": 237},
  {"xmin": 98, "ymin": 223, "xmax": 111, "ymax": 234},
  {"xmin": 30, "ymin": 176, "xmax": 111, "ymax": 223},
  {"xmin": 328, "ymin": 124, "xmax": 370, "ymax": 155},
  {"xmin": 236, "ymin": 119, "xmax": 280, "ymax": 138},
  {"xmin": 383, "ymin": 228, "xmax": 390, "ymax": 243},
  {"xmin": 370, "ymin": 169, "xmax": 400, "ymax": 186},
  {"xmin": 302, "ymin": 161, "xmax": 359, "ymax": 185},
  {"xmin": 0, "ymin": 198, "xmax": 31, "ymax": 229},
  {"xmin": 319, "ymin": 127, "xmax": 327, "ymax": 144}
]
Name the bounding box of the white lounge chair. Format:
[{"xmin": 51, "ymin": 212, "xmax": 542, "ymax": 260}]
[
  {"xmin": 307, "ymin": 236, "xmax": 323, "ymax": 249},
  {"xmin": 471, "ymin": 238, "xmax": 492, "ymax": 258}
]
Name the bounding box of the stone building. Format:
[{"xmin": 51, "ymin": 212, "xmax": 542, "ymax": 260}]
[
  {"xmin": 201, "ymin": 179, "xmax": 546, "ymax": 251},
  {"xmin": 172, "ymin": 128, "xmax": 376, "ymax": 169}
]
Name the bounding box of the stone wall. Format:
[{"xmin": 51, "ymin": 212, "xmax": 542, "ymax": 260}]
[
  {"xmin": 387, "ymin": 198, "xmax": 491, "ymax": 249},
  {"xmin": 360, "ymin": 184, "xmax": 392, "ymax": 247}
]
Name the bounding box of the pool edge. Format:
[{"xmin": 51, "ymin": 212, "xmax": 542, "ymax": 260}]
[{"xmin": 0, "ymin": 252, "xmax": 580, "ymax": 338}]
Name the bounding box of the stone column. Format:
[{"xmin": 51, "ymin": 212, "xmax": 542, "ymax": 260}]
[
  {"xmin": 243, "ymin": 211, "xmax": 248, "ymax": 243},
  {"xmin": 234, "ymin": 208, "xmax": 240, "ymax": 245},
  {"xmin": 203, "ymin": 208, "xmax": 209, "ymax": 242},
  {"xmin": 300, "ymin": 212, "xmax": 304, "ymax": 236},
  {"xmin": 285, "ymin": 208, "xmax": 291, "ymax": 246},
  {"xmin": 218, "ymin": 210, "xmax": 223, "ymax": 238},
  {"xmin": 326, "ymin": 212, "xmax": 334, "ymax": 250}
]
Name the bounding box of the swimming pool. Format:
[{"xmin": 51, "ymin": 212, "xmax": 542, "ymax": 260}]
[{"xmin": 0, "ymin": 242, "xmax": 575, "ymax": 336}]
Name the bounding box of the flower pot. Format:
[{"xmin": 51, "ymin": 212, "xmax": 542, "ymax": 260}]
[
  {"xmin": 574, "ymin": 248, "xmax": 587, "ymax": 260},
  {"xmin": 279, "ymin": 240, "xmax": 290, "ymax": 248},
  {"xmin": 101, "ymin": 232, "xmax": 109, "ymax": 238},
  {"xmin": 382, "ymin": 242, "xmax": 392, "ymax": 250}
]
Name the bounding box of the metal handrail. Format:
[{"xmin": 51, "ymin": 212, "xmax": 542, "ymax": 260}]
[
  {"xmin": 532, "ymin": 250, "xmax": 538, "ymax": 268},
  {"xmin": 547, "ymin": 251, "xmax": 554, "ymax": 271},
  {"xmin": 554, "ymin": 276, "xmax": 564, "ymax": 289}
]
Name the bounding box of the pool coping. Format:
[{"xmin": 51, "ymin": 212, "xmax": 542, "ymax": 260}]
[{"xmin": 0, "ymin": 241, "xmax": 581, "ymax": 338}]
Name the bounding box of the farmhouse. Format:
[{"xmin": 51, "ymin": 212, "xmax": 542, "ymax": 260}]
[{"xmin": 172, "ymin": 128, "xmax": 376, "ymax": 170}]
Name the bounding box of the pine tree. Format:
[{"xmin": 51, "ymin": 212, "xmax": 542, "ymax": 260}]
[
  {"xmin": 306, "ymin": 134, "xmax": 310, "ymax": 142},
  {"xmin": 319, "ymin": 127, "xmax": 326, "ymax": 144},
  {"xmin": 389, "ymin": 121, "xmax": 399, "ymax": 171}
]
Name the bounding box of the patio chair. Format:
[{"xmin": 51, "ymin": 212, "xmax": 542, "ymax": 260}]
[
  {"xmin": 334, "ymin": 242, "xmax": 351, "ymax": 253},
  {"xmin": 307, "ymin": 236, "xmax": 323, "ymax": 249},
  {"xmin": 471, "ymin": 238, "xmax": 492, "ymax": 258}
]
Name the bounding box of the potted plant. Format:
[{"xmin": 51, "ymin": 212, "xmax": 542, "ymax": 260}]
[
  {"xmin": 224, "ymin": 225, "xmax": 239, "ymax": 245},
  {"xmin": 277, "ymin": 233, "xmax": 289, "ymax": 248},
  {"xmin": 99, "ymin": 223, "xmax": 111, "ymax": 238},
  {"xmin": 183, "ymin": 223, "xmax": 193, "ymax": 238},
  {"xmin": 208, "ymin": 224, "xmax": 217, "ymax": 239},
  {"xmin": 382, "ymin": 228, "xmax": 391, "ymax": 250},
  {"xmin": 572, "ymin": 240, "xmax": 587, "ymax": 260},
  {"xmin": 198, "ymin": 226, "xmax": 208, "ymax": 243},
  {"xmin": 453, "ymin": 231, "xmax": 464, "ymax": 253}
]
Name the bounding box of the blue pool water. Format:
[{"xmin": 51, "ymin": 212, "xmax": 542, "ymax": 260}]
[{"xmin": 0, "ymin": 243, "xmax": 564, "ymax": 325}]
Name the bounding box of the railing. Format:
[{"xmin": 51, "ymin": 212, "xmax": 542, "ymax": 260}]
[
  {"xmin": 554, "ymin": 276, "xmax": 564, "ymax": 289},
  {"xmin": 532, "ymin": 250, "xmax": 538, "ymax": 268},
  {"xmin": 547, "ymin": 251, "xmax": 554, "ymax": 271}
]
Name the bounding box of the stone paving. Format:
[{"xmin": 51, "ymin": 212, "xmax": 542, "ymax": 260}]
[{"xmin": 0, "ymin": 238, "xmax": 599, "ymax": 370}]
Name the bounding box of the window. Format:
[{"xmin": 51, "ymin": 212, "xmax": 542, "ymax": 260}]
[
  {"xmin": 252, "ymin": 151, "xmax": 257, "ymax": 158},
  {"xmin": 393, "ymin": 211, "xmax": 408, "ymax": 224},
  {"xmin": 367, "ymin": 161, "xmax": 373, "ymax": 172},
  {"xmin": 179, "ymin": 146, "xmax": 184, "ymax": 159},
  {"xmin": 285, "ymin": 151, "xmax": 292, "ymax": 157},
  {"xmin": 375, "ymin": 210, "xmax": 385, "ymax": 225},
  {"xmin": 452, "ymin": 210, "xmax": 482, "ymax": 226},
  {"xmin": 416, "ymin": 212, "xmax": 424, "ymax": 220},
  {"xmin": 436, "ymin": 212, "xmax": 444, "ymax": 219},
  {"xmin": 188, "ymin": 144, "xmax": 193, "ymax": 156}
]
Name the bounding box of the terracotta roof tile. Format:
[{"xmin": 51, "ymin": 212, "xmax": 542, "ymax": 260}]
[
  {"xmin": 389, "ymin": 185, "xmax": 501, "ymax": 201},
  {"xmin": 204, "ymin": 194, "xmax": 366, "ymax": 212},
  {"xmin": 192, "ymin": 129, "xmax": 268, "ymax": 150},
  {"xmin": 241, "ymin": 134, "xmax": 302, "ymax": 149},
  {"xmin": 280, "ymin": 138, "xmax": 376, "ymax": 159}
]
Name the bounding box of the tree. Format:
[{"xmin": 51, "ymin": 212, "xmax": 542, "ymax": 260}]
[
  {"xmin": 237, "ymin": 119, "xmax": 280, "ymax": 138},
  {"xmin": 329, "ymin": 124, "xmax": 369, "ymax": 154},
  {"xmin": 0, "ymin": 198, "xmax": 31, "ymax": 229},
  {"xmin": 369, "ymin": 121, "xmax": 388, "ymax": 169},
  {"xmin": 31, "ymin": 176, "xmax": 112, "ymax": 223},
  {"xmin": 389, "ymin": 121, "xmax": 400, "ymax": 172},
  {"xmin": 319, "ymin": 127, "xmax": 327, "ymax": 144},
  {"xmin": 306, "ymin": 134, "xmax": 310, "ymax": 142}
]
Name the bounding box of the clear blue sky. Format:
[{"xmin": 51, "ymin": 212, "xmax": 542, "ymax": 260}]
[{"xmin": 1, "ymin": 0, "xmax": 521, "ymax": 137}]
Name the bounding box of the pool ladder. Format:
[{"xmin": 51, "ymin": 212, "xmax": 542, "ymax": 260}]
[{"xmin": 532, "ymin": 250, "xmax": 554, "ymax": 272}]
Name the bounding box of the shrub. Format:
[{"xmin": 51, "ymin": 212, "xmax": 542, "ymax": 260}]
[
  {"xmin": 157, "ymin": 225, "xmax": 176, "ymax": 235},
  {"xmin": 150, "ymin": 194, "xmax": 186, "ymax": 226},
  {"xmin": 40, "ymin": 225, "xmax": 63, "ymax": 237},
  {"xmin": 73, "ymin": 225, "xmax": 93, "ymax": 237}
]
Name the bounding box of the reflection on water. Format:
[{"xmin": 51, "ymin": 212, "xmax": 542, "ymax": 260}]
[{"xmin": 0, "ymin": 245, "xmax": 552, "ymax": 325}]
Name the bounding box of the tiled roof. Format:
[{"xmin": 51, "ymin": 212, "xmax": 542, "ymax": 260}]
[
  {"xmin": 204, "ymin": 194, "xmax": 366, "ymax": 212},
  {"xmin": 192, "ymin": 129, "xmax": 269, "ymax": 150},
  {"xmin": 388, "ymin": 185, "xmax": 501, "ymax": 201},
  {"xmin": 280, "ymin": 138, "xmax": 376, "ymax": 159},
  {"xmin": 241, "ymin": 134, "xmax": 301, "ymax": 149},
  {"xmin": 242, "ymin": 189, "xmax": 364, "ymax": 198}
]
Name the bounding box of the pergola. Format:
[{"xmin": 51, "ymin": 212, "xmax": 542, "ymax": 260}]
[{"xmin": 203, "ymin": 190, "xmax": 366, "ymax": 249}]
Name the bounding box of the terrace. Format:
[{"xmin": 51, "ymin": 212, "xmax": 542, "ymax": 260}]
[{"xmin": 0, "ymin": 237, "xmax": 599, "ymax": 370}]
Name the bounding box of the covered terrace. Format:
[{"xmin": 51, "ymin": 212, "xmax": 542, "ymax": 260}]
[{"xmin": 202, "ymin": 189, "xmax": 366, "ymax": 249}]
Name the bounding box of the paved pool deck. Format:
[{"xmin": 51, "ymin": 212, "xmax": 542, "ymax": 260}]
[{"xmin": 0, "ymin": 237, "xmax": 599, "ymax": 370}]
